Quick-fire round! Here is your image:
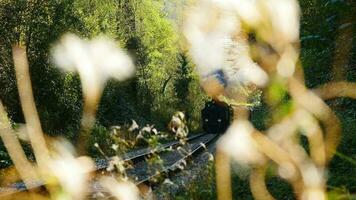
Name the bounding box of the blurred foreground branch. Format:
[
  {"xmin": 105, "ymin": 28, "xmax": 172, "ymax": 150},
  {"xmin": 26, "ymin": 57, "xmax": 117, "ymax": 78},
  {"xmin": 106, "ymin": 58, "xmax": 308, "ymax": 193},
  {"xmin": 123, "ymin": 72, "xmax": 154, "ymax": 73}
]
[
  {"xmin": 13, "ymin": 46, "xmax": 50, "ymax": 170},
  {"xmin": 0, "ymin": 102, "xmax": 39, "ymax": 188}
]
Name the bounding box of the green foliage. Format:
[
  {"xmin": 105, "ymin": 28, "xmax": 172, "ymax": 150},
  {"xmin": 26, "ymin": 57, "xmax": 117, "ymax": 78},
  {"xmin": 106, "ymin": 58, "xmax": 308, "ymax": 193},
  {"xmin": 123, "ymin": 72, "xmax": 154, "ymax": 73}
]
[
  {"xmin": 327, "ymin": 98, "xmax": 356, "ymax": 191},
  {"xmin": 171, "ymin": 159, "xmax": 216, "ymax": 200},
  {"xmin": 0, "ymin": 0, "xmax": 84, "ymax": 140},
  {"xmin": 175, "ymin": 54, "xmax": 192, "ymax": 107},
  {"xmin": 184, "ymin": 71, "xmax": 208, "ymax": 131},
  {"xmin": 0, "ymin": 0, "xmax": 207, "ymax": 168},
  {"xmin": 132, "ymin": 0, "xmax": 180, "ymax": 122},
  {"xmin": 327, "ymin": 186, "xmax": 355, "ymax": 200},
  {"xmin": 250, "ymin": 101, "xmax": 270, "ymax": 131},
  {"xmin": 175, "ymin": 54, "xmax": 208, "ymax": 131},
  {"xmin": 0, "ymin": 1, "xmax": 354, "ymax": 199},
  {"xmin": 300, "ymin": 0, "xmax": 354, "ymax": 87},
  {"xmin": 74, "ymin": 0, "xmax": 119, "ymax": 38},
  {"xmin": 86, "ymin": 124, "xmax": 115, "ymax": 157},
  {"xmin": 299, "ymin": 0, "xmax": 356, "ymax": 195}
]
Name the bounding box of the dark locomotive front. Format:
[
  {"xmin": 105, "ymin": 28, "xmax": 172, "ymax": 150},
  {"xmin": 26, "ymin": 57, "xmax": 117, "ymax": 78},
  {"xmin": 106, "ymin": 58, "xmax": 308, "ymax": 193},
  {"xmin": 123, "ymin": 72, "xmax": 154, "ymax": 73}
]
[{"xmin": 201, "ymin": 100, "xmax": 232, "ymax": 134}]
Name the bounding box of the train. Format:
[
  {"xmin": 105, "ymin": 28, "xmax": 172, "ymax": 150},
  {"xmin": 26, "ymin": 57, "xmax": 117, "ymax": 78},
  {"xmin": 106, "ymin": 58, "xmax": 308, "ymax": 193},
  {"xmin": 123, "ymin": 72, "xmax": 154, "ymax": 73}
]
[{"xmin": 201, "ymin": 100, "xmax": 233, "ymax": 134}]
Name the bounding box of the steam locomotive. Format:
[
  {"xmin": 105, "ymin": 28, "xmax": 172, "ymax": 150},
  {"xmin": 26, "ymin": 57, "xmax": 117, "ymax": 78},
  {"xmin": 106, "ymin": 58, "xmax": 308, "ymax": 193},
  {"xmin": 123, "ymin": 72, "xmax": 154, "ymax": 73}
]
[{"xmin": 201, "ymin": 100, "xmax": 233, "ymax": 134}]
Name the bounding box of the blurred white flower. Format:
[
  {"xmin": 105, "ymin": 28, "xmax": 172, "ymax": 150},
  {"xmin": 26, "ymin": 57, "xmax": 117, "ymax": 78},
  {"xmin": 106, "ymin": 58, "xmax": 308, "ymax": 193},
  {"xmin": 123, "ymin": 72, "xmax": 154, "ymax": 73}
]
[
  {"xmin": 216, "ymin": 0, "xmax": 300, "ymax": 44},
  {"xmin": 264, "ymin": 0, "xmax": 300, "ymax": 43},
  {"xmin": 176, "ymin": 161, "xmax": 185, "ymax": 170},
  {"xmin": 207, "ymin": 152, "xmax": 214, "ymax": 161},
  {"xmin": 302, "ymin": 189, "xmax": 326, "ymax": 200},
  {"xmin": 128, "ymin": 120, "xmax": 139, "ymax": 132},
  {"xmin": 48, "ymin": 140, "xmax": 94, "ymax": 200},
  {"xmin": 169, "ymin": 112, "xmax": 189, "ymax": 139},
  {"xmin": 185, "ymin": 0, "xmax": 301, "ymax": 87},
  {"xmin": 140, "ymin": 125, "xmax": 153, "ymax": 134},
  {"xmin": 89, "ymin": 37, "xmax": 135, "ymax": 81},
  {"xmin": 177, "ymin": 146, "xmax": 189, "ymax": 156},
  {"xmin": 14, "ymin": 123, "xmax": 29, "ymax": 141},
  {"xmin": 92, "ymin": 192, "xmax": 105, "ymax": 199},
  {"xmin": 210, "ymin": 0, "xmax": 262, "ymax": 26},
  {"xmin": 100, "ymin": 176, "xmax": 139, "ymax": 200},
  {"xmin": 152, "ymin": 128, "xmax": 158, "ymax": 135},
  {"xmin": 106, "ymin": 156, "xmax": 125, "ymax": 173},
  {"xmin": 217, "ymin": 120, "xmax": 265, "ymax": 165},
  {"xmin": 223, "ymin": 36, "xmax": 269, "ymax": 87},
  {"xmin": 184, "ymin": 0, "xmax": 268, "ymax": 88},
  {"xmin": 180, "ymin": 159, "xmax": 187, "ymax": 167},
  {"xmin": 110, "ymin": 126, "xmax": 121, "ymax": 135},
  {"xmin": 52, "ymin": 34, "xmax": 135, "ymax": 126},
  {"xmin": 200, "ymin": 142, "xmax": 206, "ymax": 149},
  {"xmin": 169, "ymin": 113, "xmax": 183, "ymax": 131},
  {"xmin": 111, "ymin": 144, "xmax": 119, "ymax": 151},
  {"xmin": 278, "ymin": 162, "xmax": 297, "ymax": 180},
  {"xmin": 276, "ymin": 45, "xmax": 299, "ymax": 77},
  {"xmin": 301, "ymin": 163, "xmax": 324, "ymax": 189},
  {"xmin": 184, "ymin": 0, "xmax": 239, "ymax": 78},
  {"xmin": 53, "ymin": 34, "xmax": 135, "ymax": 84},
  {"xmin": 136, "ymin": 132, "xmax": 144, "ymax": 140},
  {"xmin": 163, "ymin": 178, "xmax": 174, "ymax": 185},
  {"xmin": 175, "ymin": 127, "xmax": 188, "ymax": 139}
]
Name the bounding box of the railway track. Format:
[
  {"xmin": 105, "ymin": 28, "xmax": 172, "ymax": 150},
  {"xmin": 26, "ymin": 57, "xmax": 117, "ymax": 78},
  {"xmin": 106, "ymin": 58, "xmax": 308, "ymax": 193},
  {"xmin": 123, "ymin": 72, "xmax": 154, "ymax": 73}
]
[
  {"xmin": 94, "ymin": 132, "xmax": 206, "ymax": 170},
  {"xmin": 0, "ymin": 133, "xmax": 219, "ymax": 198},
  {"xmin": 130, "ymin": 133, "xmax": 217, "ymax": 184}
]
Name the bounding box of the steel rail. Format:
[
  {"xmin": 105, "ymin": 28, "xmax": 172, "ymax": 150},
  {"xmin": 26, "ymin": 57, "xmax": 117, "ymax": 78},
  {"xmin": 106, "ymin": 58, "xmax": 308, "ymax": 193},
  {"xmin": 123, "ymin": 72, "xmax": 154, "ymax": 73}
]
[
  {"xmin": 95, "ymin": 132, "xmax": 206, "ymax": 170},
  {"xmin": 134, "ymin": 133, "xmax": 219, "ymax": 185},
  {"xmin": 0, "ymin": 133, "xmax": 209, "ymax": 197}
]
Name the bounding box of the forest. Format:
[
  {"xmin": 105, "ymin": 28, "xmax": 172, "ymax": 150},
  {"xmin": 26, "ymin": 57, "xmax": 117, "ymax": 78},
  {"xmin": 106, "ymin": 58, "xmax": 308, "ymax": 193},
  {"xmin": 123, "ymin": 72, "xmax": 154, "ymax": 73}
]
[
  {"xmin": 0, "ymin": 0, "xmax": 355, "ymax": 199},
  {"xmin": 0, "ymin": 0, "xmax": 207, "ymax": 158}
]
